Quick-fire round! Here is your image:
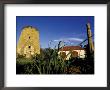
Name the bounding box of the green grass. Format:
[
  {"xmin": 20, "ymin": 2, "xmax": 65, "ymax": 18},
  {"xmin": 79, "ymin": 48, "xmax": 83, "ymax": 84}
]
[{"xmin": 16, "ymin": 58, "xmax": 34, "ymax": 64}]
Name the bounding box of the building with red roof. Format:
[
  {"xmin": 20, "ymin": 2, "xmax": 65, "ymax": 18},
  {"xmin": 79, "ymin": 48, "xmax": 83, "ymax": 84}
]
[{"xmin": 58, "ymin": 46, "xmax": 85, "ymax": 60}]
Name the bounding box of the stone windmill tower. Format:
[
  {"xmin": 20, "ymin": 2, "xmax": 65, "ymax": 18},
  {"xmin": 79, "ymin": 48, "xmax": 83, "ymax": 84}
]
[{"xmin": 17, "ymin": 26, "xmax": 40, "ymax": 58}]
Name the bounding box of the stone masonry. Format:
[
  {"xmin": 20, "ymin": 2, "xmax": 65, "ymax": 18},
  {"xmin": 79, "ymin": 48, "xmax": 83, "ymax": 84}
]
[{"xmin": 17, "ymin": 26, "xmax": 40, "ymax": 58}]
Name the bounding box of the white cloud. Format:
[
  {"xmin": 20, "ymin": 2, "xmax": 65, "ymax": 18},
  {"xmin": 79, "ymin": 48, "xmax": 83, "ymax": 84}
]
[
  {"xmin": 53, "ymin": 37, "xmax": 83, "ymax": 42},
  {"xmin": 53, "ymin": 40, "xmax": 60, "ymax": 42}
]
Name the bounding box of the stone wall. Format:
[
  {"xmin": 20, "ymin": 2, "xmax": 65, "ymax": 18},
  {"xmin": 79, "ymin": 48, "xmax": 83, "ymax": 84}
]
[{"xmin": 17, "ymin": 26, "xmax": 40, "ymax": 58}]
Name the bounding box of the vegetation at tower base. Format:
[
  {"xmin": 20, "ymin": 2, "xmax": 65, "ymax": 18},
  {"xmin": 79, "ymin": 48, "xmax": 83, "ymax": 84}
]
[{"xmin": 16, "ymin": 41, "xmax": 94, "ymax": 74}]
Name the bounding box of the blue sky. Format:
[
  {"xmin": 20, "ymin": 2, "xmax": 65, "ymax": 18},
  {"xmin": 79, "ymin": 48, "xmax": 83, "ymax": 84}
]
[{"xmin": 16, "ymin": 16, "xmax": 94, "ymax": 49}]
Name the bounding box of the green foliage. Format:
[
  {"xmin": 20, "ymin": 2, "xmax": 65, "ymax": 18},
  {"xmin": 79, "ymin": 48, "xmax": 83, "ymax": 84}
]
[{"xmin": 16, "ymin": 41, "xmax": 94, "ymax": 74}]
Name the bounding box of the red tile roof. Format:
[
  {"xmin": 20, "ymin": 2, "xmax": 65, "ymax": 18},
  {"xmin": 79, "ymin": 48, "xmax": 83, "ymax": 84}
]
[{"xmin": 59, "ymin": 46, "xmax": 85, "ymax": 51}]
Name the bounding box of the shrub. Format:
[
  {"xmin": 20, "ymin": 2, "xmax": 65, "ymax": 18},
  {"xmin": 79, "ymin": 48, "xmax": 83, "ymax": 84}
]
[{"xmin": 16, "ymin": 41, "xmax": 94, "ymax": 74}]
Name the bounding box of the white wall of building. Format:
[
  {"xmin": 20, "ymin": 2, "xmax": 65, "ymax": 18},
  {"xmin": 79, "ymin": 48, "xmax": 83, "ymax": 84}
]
[{"xmin": 58, "ymin": 50, "xmax": 85, "ymax": 60}]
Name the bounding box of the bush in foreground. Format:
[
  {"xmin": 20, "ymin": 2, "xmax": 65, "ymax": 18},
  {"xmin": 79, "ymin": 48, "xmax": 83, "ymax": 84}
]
[{"xmin": 16, "ymin": 42, "xmax": 94, "ymax": 74}]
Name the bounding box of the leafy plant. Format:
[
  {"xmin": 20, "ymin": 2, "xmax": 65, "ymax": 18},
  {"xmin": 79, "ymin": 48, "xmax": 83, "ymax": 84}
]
[{"xmin": 16, "ymin": 41, "xmax": 94, "ymax": 74}]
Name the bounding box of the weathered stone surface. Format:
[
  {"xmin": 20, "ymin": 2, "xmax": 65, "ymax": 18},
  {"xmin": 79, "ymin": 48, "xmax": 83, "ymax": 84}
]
[
  {"xmin": 86, "ymin": 23, "xmax": 94, "ymax": 54},
  {"xmin": 17, "ymin": 26, "xmax": 40, "ymax": 58}
]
